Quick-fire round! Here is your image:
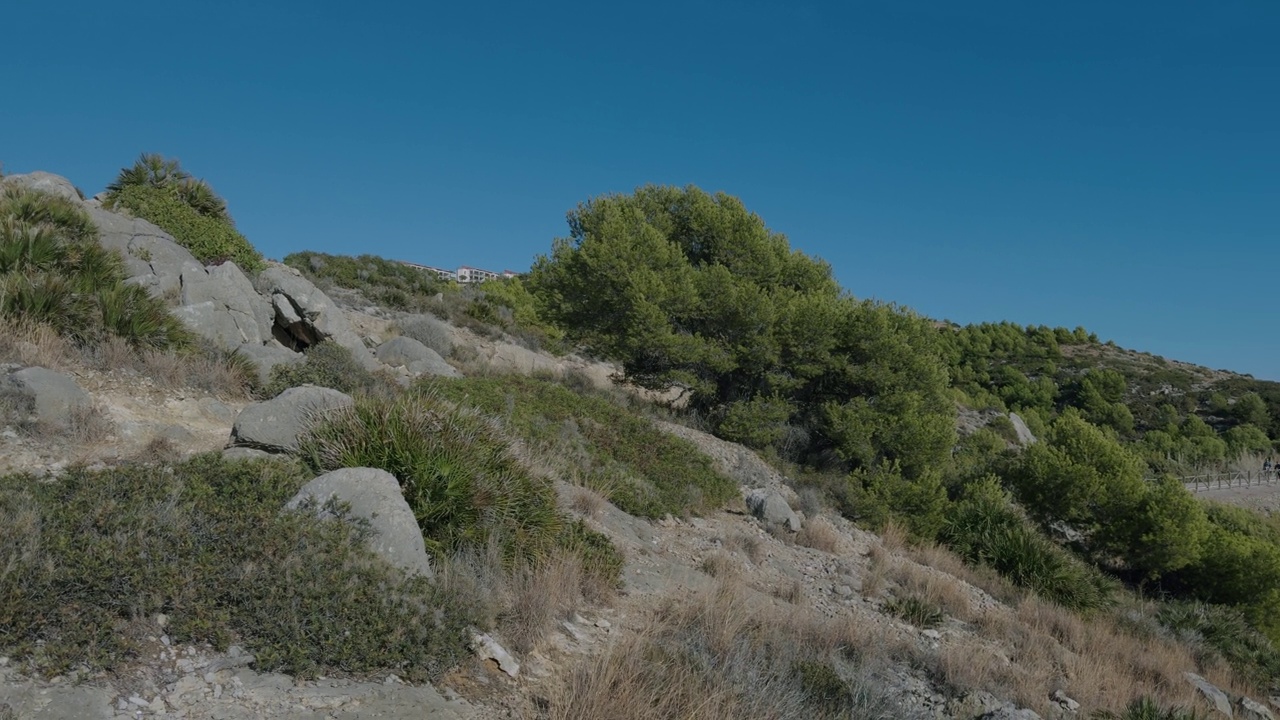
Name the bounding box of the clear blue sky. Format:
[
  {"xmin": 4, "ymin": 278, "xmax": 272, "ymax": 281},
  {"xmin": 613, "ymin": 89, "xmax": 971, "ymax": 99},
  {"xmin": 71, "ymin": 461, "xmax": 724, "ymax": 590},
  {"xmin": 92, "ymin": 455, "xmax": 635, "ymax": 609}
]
[{"xmin": 3, "ymin": 1, "xmax": 1277, "ymax": 379}]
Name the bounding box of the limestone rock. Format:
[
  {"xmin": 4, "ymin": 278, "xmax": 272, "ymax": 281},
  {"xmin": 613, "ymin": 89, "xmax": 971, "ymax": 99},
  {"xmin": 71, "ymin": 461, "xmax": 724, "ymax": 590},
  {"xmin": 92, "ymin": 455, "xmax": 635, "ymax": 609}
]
[
  {"xmin": 173, "ymin": 262, "xmax": 276, "ymax": 351},
  {"xmin": 254, "ymin": 264, "xmax": 379, "ymax": 370},
  {"xmin": 87, "ymin": 205, "xmax": 205, "ymax": 299},
  {"xmin": 1186, "ymin": 672, "xmax": 1233, "ymax": 718},
  {"xmin": 1, "ymin": 367, "xmax": 91, "ymax": 431},
  {"xmin": 229, "ymin": 385, "xmax": 353, "ymax": 453},
  {"xmin": 471, "ymin": 632, "xmax": 520, "ymax": 678},
  {"xmin": 2, "ymin": 171, "xmax": 83, "ymax": 202},
  {"xmin": 1241, "ymin": 696, "xmax": 1274, "ymax": 720},
  {"xmin": 376, "ymin": 337, "xmax": 460, "ymax": 378},
  {"xmin": 745, "ymin": 488, "xmax": 801, "ymax": 532},
  {"xmin": 234, "ymin": 343, "xmax": 304, "ymax": 386},
  {"xmin": 1008, "ymin": 412, "xmax": 1038, "ymax": 445},
  {"xmin": 286, "ymin": 467, "xmax": 432, "ymax": 579}
]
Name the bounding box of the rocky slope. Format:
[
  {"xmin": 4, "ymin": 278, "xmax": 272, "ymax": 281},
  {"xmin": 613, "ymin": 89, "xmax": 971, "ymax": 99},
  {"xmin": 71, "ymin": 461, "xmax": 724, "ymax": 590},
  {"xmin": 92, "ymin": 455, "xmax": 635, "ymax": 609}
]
[{"xmin": 1, "ymin": 171, "xmax": 1277, "ymax": 720}]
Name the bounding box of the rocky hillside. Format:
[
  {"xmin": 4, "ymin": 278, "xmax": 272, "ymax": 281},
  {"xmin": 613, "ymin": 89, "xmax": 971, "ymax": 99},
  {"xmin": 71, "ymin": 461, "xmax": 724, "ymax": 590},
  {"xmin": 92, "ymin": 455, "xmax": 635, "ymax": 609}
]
[{"xmin": 1, "ymin": 170, "xmax": 1278, "ymax": 720}]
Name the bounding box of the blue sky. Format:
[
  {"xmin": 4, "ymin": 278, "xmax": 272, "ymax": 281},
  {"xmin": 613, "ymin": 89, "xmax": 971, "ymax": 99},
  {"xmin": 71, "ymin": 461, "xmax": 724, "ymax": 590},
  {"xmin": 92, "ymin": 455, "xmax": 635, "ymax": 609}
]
[{"xmin": 3, "ymin": 1, "xmax": 1277, "ymax": 379}]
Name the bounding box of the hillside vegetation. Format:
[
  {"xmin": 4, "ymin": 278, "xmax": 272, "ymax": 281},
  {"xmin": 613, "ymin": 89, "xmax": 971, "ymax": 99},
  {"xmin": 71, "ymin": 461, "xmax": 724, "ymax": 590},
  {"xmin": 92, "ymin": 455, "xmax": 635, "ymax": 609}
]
[{"xmin": 4, "ymin": 160, "xmax": 1280, "ymax": 716}]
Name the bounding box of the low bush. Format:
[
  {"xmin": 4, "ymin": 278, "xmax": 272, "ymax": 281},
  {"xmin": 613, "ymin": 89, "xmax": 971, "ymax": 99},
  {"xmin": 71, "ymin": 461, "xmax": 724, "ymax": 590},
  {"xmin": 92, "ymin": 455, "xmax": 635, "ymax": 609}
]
[
  {"xmin": 261, "ymin": 340, "xmax": 386, "ymax": 398},
  {"xmin": 283, "ymin": 251, "xmax": 445, "ymax": 311},
  {"xmin": 0, "ymin": 454, "xmax": 473, "ymax": 680},
  {"xmin": 421, "ymin": 374, "xmax": 735, "ymax": 518},
  {"xmin": 1156, "ymin": 601, "xmax": 1280, "ymax": 690},
  {"xmin": 299, "ymin": 391, "xmax": 622, "ymax": 591},
  {"xmin": 398, "ymin": 314, "xmax": 454, "ymax": 357},
  {"xmin": 1090, "ymin": 697, "xmax": 1208, "ymax": 720},
  {"xmin": 884, "ymin": 595, "xmax": 944, "ymax": 628},
  {"xmin": 943, "ymin": 477, "xmax": 1114, "ymax": 612}
]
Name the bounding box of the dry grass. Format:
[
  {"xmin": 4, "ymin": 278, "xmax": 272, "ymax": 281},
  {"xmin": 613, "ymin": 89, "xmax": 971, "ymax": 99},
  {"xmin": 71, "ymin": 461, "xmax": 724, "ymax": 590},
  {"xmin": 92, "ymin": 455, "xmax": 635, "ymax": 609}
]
[
  {"xmin": 0, "ymin": 319, "xmax": 76, "ymax": 370},
  {"xmin": 886, "ymin": 556, "xmax": 975, "ymax": 623},
  {"xmin": 701, "ymin": 551, "xmax": 739, "ymax": 579},
  {"xmin": 796, "ymin": 515, "xmax": 842, "ymax": 554},
  {"xmin": 569, "ymin": 486, "xmax": 607, "ymax": 518},
  {"xmin": 549, "ymin": 580, "xmax": 901, "ymax": 720},
  {"xmin": 774, "ymin": 578, "xmax": 805, "ymax": 605},
  {"xmin": 723, "ymin": 532, "xmax": 766, "ymax": 564}
]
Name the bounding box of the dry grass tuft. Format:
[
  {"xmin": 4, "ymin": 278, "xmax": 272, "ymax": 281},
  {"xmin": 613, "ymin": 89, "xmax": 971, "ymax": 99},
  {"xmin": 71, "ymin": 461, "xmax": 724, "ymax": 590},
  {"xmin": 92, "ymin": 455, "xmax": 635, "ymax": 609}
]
[
  {"xmin": 0, "ymin": 319, "xmax": 76, "ymax": 370},
  {"xmin": 796, "ymin": 515, "xmax": 842, "ymax": 554},
  {"xmin": 570, "ymin": 486, "xmax": 607, "ymax": 518},
  {"xmin": 724, "ymin": 532, "xmax": 766, "ymax": 564},
  {"xmin": 549, "ymin": 580, "xmax": 901, "ymax": 720},
  {"xmin": 774, "ymin": 578, "xmax": 806, "ymax": 605},
  {"xmin": 701, "ymin": 551, "xmax": 739, "ymax": 579}
]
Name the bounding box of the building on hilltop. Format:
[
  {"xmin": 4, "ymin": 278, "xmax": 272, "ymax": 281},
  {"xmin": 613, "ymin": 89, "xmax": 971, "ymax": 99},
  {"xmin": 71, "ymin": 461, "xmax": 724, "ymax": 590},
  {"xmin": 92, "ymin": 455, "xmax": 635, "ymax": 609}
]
[{"xmin": 399, "ymin": 261, "xmax": 521, "ymax": 284}]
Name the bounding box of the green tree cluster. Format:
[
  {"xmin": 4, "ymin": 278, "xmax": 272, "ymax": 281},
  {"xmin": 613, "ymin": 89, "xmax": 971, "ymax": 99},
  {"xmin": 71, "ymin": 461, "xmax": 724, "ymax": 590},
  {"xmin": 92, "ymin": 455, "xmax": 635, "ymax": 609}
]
[
  {"xmin": 527, "ymin": 185, "xmax": 956, "ymax": 482},
  {"xmin": 104, "ymin": 153, "xmax": 264, "ymax": 271}
]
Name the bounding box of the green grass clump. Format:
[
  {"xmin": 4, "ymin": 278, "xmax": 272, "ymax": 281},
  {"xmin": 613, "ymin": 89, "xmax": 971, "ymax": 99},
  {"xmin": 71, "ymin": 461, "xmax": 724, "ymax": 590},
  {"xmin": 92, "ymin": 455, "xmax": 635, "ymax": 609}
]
[
  {"xmin": 883, "ymin": 595, "xmax": 944, "ymax": 628},
  {"xmin": 261, "ymin": 340, "xmax": 384, "ymax": 399},
  {"xmin": 299, "ymin": 391, "xmax": 620, "ymax": 589},
  {"xmin": 421, "ymin": 374, "xmax": 735, "ymax": 518},
  {"xmin": 0, "ymin": 454, "xmax": 473, "ymax": 681},
  {"xmin": 1156, "ymin": 601, "xmax": 1280, "ymax": 690},
  {"xmin": 0, "ymin": 184, "xmax": 187, "ymax": 348},
  {"xmin": 1090, "ymin": 697, "xmax": 1207, "ymax": 720},
  {"xmin": 943, "ymin": 477, "xmax": 1113, "ymax": 612}
]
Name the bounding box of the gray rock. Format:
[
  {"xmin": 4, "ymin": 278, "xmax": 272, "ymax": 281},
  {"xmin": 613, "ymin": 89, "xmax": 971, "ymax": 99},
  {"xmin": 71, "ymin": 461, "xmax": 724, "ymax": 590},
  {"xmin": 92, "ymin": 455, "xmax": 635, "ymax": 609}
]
[
  {"xmin": 1008, "ymin": 412, "xmax": 1038, "ymax": 445},
  {"xmin": 980, "ymin": 708, "xmax": 1043, "ymax": 720},
  {"xmin": 229, "ymin": 385, "xmax": 353, "ymax": 453},
  {"xmin": 745, "ymin": 488, "xmax": 801, "ymax": 532},
  {"xmin": 174, "ymin": 262, "xmax": 275, "ymax": 350},
  {"xmin": 1186, "ymin": 672, "xmax": 1233, "ymax": 718},
  {"xmin": 1051, "ymin": 689, "xmax": 1080, "ymax": 712},
  {"xmin": 376, "ymin": 336, "xmax": 434, "ymax": 367},
  {"xmin": 0, "ymin": 681, "xmax": 115, "ymax": 719},
  {"xmin": 222, "ymin": 446, "xmax": 276, "ymax": 461},
  {"xmin": 376, "ymin": 336, "xmax": 460, "ymax": 377},
  {"xmin": 398, "ymin": 314, "xmax": 454, "ymax": 357},
  {"xmin": 87, "ymin": 205, "xmax": 205, "ymax": 299},
  {"xmin": 286, "ymin": 467, "xmax": 432, "ymax": 579},
  {"xmin": 233, "ymin": 342, "xmax": 304, "ymax": 386},
  {"xmin": 254, "ymin": 264, "xmax": 379, "ymax": 369},
  {"xmin": 948, "ymin": 690, "xmax": 1004, "ymax": 719},
  {"xmin": 2, "ymin": 367, "xmax": 91, "ymax": 431},
  {"xmin": 2, "ymin": 171, "xmax": 83, "ymax": 202},
  {"xmin": 1240, "ymin": 697, "xmax": 1274, "ymax": 720}
]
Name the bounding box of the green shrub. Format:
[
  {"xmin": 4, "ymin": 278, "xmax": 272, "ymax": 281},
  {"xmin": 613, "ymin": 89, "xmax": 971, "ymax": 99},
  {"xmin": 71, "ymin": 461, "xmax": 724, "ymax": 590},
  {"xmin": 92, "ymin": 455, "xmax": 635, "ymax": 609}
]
[
  {"xmin": 0, "ymin": 455, "xmax": 473, "ymax": 680},
  {"xmin": 421, "ymin": 374, "xmax": 736, "ymax": 518},
  {"xmin": 398, "ymin": 314, "xmax": 453, "ymax": 357},
  {"xmin": 299, "ymin": 391, "xmax": 621, "ymax": 590},
  {"xmin": 834, "ymin": 462, "xmax": 949, "ymax": 541},
  {"xmin": 1156, "ymin": 601, "xmax": 1280, "ymax": 690},
  {"xmin": 0, "ymin": 185, "xmax": 187, "ymax": 348},
  {"xmin": 883, "ymin": 595, "xmax": 944, "ymax": 628},
  {"xmin": 262, "ymin": 340, "xmax": 382, "ymax": 398},
  {"xmin": 107, "ymin": 183, "xmax": 263, "ymax": 271},
  {"xmin": 792, "ymin": 659, "xmax": 851, "ymax": 713},
  {"xmin": 943, "ymin": 477, "xmax": 1113, "ymax": 612}
]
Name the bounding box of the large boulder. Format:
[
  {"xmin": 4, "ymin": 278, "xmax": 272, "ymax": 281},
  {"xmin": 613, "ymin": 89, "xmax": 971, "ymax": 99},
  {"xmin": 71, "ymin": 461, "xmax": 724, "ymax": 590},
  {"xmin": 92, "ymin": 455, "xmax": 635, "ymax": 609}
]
[
  {"xmin": 254, "ymin": 264, "xmax": 380, "ymax": 370},
  {"xmin": 1186, "ymin": 672, "xmax": 1234, "ymax": 718},
  {"xmin": 229, "ymin": 385, "xmax": 353, "ymax": 453},
  {"xmin": 1008, "ymin": 412, "xmax": 1038, "ymax": 445},
  {"xmin": 376, "ymin": 336, "xmax": 461, "ymax": 378},
  {"xmin": 87, "ymin": 205, "xmax": 206, "ymax": 299},
  {"xmin": 2, "ymin": 171, "xmax": 83, "ymax": 203},
  {"xmin": 1241, "ymin": 697, "xmax": 1275, "ymax": 720},
  {"xmin": 173, "ymin": 261, "xmax": 276, "ymax": 350},
  {"xmin": 286, "ymin": 467, "xmax": 433, "ymax": 579},
  {"xmin": 745, "ymin": 488, "xmax": 801, "ymax": 532},
  {"xmin": 234, "ymin": 342, "xmax": 304, "ymax": 386},
  {"xmin": 1, "ymin": 367, "xmax": 91, "ymax": 431}
]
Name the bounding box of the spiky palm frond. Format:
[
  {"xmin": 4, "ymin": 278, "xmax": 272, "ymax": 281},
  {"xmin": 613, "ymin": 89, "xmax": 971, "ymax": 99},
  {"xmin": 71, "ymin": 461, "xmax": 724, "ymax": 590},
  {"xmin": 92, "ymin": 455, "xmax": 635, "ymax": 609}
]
[
  {"xmin": 0, "ymin": 221, "xmax": 66, "ymax": 275},
  {"xmin": 174, "ymin": 178, "xmax": 232, "ymax": 223},
  {"xmin": 104, "ymin": 152, "xmax": 191, "ymax": 200},
  {"xmin": 66, "ymin": 244, "xmax": 126, "ymax": 294},
  {"xmin": 96, "ymin": 283, "xmax": 187, "ymax": 348},
  {"xmin": 0, "ymin": 185, "xmax": 97, "ymax": 243},
  {"xmin": 0, "ymin": 272, "xmax": 97, "ymax": 342}
]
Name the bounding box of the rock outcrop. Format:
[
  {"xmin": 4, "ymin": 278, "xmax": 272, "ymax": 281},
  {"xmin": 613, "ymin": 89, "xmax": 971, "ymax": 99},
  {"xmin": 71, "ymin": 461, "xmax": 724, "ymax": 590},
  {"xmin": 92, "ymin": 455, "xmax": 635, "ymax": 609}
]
[
  {"xmin": 376, "ymin": 336, "xmax": 461, "ymax": 378},
  {"xmin": 1, "ymin": 367, "xmax": 91, "ymax": 431},
  {"xmin": 229, "ymin": 385, "xmax": 353, "ymax": 453},
  {"xmin": 254, "ymin": 264, "xmax": 380, "ymax": 370},
  {"xmin": 286, "ymin": 467, "xmax": 433, "ymax": 579}
]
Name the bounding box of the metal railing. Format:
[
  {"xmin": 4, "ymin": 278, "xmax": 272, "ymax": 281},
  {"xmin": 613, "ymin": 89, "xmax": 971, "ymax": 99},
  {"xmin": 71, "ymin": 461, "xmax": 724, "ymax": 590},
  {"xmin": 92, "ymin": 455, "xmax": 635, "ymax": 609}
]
[{"xmin": 1179, "ymin": 471, "xmax": 1280, "ymax": 493}]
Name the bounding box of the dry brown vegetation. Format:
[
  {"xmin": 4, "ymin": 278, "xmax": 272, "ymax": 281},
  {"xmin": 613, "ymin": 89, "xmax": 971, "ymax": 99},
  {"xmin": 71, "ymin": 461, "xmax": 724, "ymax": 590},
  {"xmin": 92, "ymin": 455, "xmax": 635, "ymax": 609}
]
[{"xmin": 795, "ymin": 514, "xmax": 842, "ymax": 553}]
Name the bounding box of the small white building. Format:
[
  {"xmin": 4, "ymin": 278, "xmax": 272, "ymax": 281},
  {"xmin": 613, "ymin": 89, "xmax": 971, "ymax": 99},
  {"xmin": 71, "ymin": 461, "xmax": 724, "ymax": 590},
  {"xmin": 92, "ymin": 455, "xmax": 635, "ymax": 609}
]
[{"xmin": 399, "ymin": 261, "xmax": 521, "ymax": 284}]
